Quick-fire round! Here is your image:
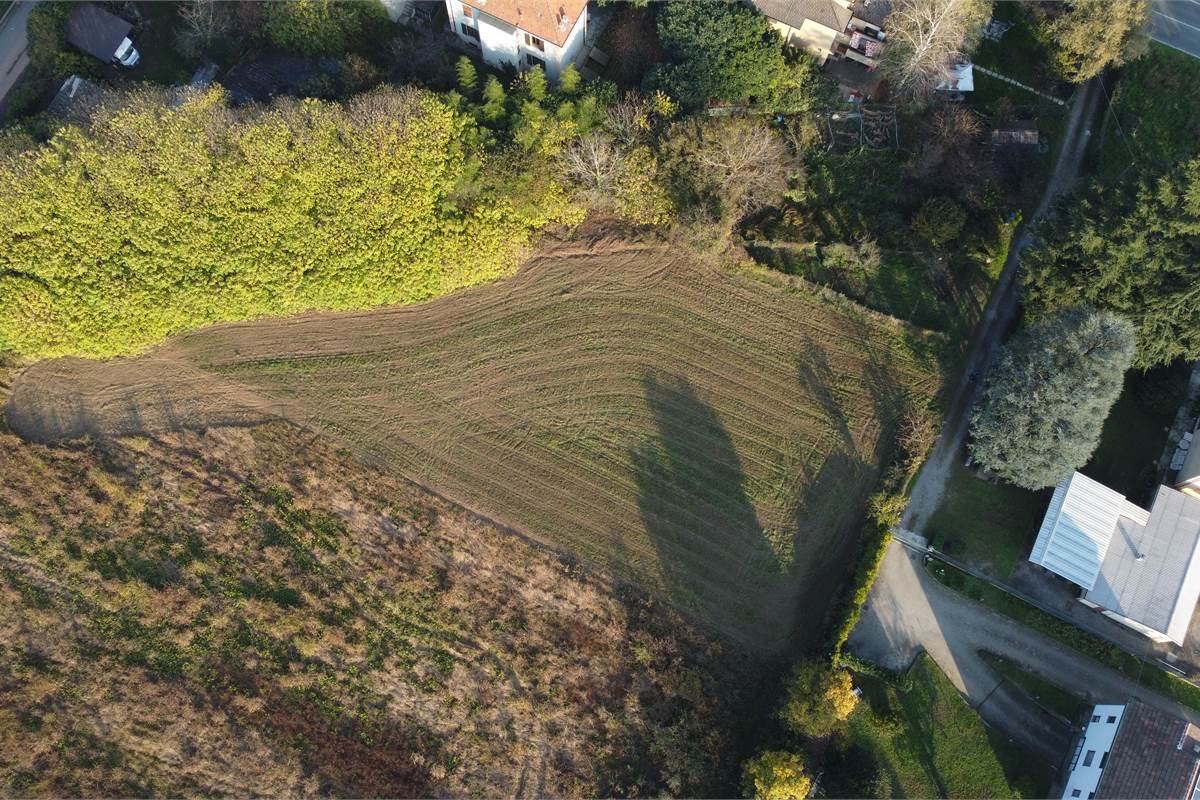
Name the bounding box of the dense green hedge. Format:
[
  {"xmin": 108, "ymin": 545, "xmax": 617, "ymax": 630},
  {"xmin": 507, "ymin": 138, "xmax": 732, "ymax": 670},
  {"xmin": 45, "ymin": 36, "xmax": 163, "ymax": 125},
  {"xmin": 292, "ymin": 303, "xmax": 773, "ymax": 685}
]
[{"xmin": 0, "ymin": 86, "xmax": 580, "ymax": 359}]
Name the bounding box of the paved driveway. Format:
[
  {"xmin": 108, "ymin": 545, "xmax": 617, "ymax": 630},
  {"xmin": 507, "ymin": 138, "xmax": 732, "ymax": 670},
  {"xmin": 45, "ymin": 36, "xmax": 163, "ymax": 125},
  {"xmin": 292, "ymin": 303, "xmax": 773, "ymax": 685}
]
[
  {"xmin": 849, "ymin": 542, "xmax": 1200, "ymax": 761},
  {"xmin": 1150, "ymin": 0, "xmax": 1200, "ymax": 58}
]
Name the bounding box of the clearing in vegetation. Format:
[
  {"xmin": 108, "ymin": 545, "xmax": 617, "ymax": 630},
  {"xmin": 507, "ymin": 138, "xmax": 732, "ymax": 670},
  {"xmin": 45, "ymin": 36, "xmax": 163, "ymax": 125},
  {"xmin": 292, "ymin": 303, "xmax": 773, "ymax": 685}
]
[
  {"xmin": 0, "ymin": 422, "xmax": 738, "ymax": 797},
  {"xmin": 6, "ymin": 239, "xmax": 943, "ymax": 654}
]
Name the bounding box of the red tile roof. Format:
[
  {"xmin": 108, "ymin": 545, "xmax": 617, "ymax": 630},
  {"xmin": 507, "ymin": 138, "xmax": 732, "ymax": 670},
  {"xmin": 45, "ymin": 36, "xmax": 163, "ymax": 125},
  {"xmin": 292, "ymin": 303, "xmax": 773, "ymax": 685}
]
[
  {"xmin": 1096, "ymin": 700, "xmax": 1200, "ymax": 799},
  {"xmin": 462, "ymin": 0, "xmax": 587, "ymax": 47}
]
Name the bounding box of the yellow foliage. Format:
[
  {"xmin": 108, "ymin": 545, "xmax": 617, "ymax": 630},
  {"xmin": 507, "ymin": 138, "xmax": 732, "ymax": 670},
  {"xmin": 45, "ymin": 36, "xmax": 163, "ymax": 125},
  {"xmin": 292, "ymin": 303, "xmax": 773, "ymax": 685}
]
[{"xmin": 742, "ymin": 751, "xmax": 812, "ymax": 800}]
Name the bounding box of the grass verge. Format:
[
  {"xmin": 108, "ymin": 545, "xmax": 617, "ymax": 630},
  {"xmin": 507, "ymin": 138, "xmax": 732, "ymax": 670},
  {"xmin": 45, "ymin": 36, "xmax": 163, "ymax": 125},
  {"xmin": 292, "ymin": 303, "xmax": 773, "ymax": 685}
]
[
  {"xmin": 829, "ymin": 654, "xmax": 1054, "ymax": 798},
  {"xmin": 928, "ymin": 560, "xmax": 1200, "ymax": 714},
  {"xmin": 981, "ymin": 652, "xmax": 1089, "ymax": 722}
]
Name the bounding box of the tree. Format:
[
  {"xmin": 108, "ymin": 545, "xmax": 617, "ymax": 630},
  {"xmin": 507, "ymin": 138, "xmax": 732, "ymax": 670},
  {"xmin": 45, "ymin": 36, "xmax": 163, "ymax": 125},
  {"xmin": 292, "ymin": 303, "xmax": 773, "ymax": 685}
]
[
  {"xmin": 1022, "ymin": 159, "xmax": 1200, "ymax": 368},
  {"xmin": 176, "ymin": 0, "xmax": 232, "ymax": 59},
  {"xmin": 662, "ymin": 116, "xmax": 791, "ymax": 226},
  {"xmin": 969, "ymin": 306, "xmax": 1136, "ymax": 489},
  {"xmin": 455, "ymin": 56, "xmax": 478, "ymax": 97},
  {"xmin": 911, "ymin": 196, "xmax": 966, "ymax": 249},
  {"xmin": 780, "ymin": 661, "xmax": 858, "ymax": 738},
  {"xmin": 480, "ymin": 76, "xmax": 507, "ymax": 123},
  {"xmin": 651, "ymin": 0, "xmax": 827, "ymax": 110},
  {"xmin": 0, "ymin": 86, "xmax": 583, "ymax": 359},
  {"xmin": 821, "ymin": 238, "xmax": 883, "ymax": 295},
  {"xmin": 741, "ymin": 751, "xmax": 812, "ymax": 800},
  {"xmin": 1044, "ymin": 0, "xmax": 1149, "ymax": 83},
  {"xmin": 559, "ymin": 63, "xmax": 582, "ymax": 96},
  {"xmin": 264, "ymin": 0, "xmax": 389, "ymax": 56},
  {"xmin": 880, "ymin": 0, "xmax": 990, "ymax": 105}
]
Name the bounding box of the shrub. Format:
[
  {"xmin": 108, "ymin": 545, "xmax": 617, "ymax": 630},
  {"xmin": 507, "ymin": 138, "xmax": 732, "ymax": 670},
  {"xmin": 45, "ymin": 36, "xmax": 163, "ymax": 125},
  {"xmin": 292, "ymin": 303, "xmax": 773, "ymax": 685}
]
[
  {"xmin": 911, "ymin": 196, "xmax": 966, "ymax": 249},
  {"xmin": 264, "ymin": 0, "xmax": 389, "ymax": 56}
]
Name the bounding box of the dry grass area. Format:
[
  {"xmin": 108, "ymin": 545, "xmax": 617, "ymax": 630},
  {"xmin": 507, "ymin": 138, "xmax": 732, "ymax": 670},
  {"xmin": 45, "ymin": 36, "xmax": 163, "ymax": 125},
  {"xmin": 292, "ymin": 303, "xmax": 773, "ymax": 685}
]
[
  {"xmin": 0, "ymin": 422, "xmax": 739, "ymax": 797},
  {"xmin": 7, "ymin": 237, "xmax": 943, "ymax": 653}
]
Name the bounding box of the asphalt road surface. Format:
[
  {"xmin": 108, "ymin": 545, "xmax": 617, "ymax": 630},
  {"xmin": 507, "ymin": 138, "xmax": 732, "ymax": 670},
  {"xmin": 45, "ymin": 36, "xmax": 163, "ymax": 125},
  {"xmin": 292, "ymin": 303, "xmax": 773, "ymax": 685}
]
[
  {"xmin": 0, "ymin": 1, "xmax": 37, "ymax": 109},
  {"xmin": 1150, "ymin": 0, "xmax": 1200, "ymax": 58}
]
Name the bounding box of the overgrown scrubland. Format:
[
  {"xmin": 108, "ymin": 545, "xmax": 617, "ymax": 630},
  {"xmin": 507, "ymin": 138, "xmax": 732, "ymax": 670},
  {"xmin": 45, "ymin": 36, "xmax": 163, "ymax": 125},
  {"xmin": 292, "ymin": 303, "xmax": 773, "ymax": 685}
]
[
  {"xmin": 0, "ymin": 421, "xmax": 738, "ymax": 797},
  {"xmin": 0, "ymin": 85, "xmax": 579, "ymax": 359}
]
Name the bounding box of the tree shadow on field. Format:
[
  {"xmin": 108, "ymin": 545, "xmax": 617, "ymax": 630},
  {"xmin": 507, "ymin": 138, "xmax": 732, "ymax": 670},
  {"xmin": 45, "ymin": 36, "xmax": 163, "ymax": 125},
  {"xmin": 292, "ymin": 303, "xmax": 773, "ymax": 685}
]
[{"xmin": 631, "ymin": 373, "xmax": 779, "ymax": 645}]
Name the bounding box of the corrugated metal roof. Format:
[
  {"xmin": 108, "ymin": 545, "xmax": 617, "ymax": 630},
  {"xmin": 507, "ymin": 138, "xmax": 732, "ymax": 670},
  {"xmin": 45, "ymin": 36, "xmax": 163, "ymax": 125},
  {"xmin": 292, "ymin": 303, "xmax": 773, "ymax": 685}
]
[
  {"xmin": 1086, "ymin": 486, "xmax": 1200, "ymax": 644},
  {"xmin": 1029, "ymin": 472, "xmax": 1136, "ymax": 590}
]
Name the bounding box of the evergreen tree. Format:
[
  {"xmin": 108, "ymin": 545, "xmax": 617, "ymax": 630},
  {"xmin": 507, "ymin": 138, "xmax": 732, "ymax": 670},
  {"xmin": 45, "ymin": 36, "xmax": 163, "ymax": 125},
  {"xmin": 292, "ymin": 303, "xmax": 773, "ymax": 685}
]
[
  {"xmin": 481, "ymin": 75, "xmax": 507, "ymax": 123},
  {"xmin": 455, "ymin": 56, "xmax": 478, "ymax": 97},
  {"xmin": 1022, "ymin": 159, "xmax": 1200, "ymax": 368},
  {"xmin": 969, "ymin": 306, "xmax": 1136, "ymax": 489},
  {"xmin": 1044, "ymin": 0, "xmax": 1149, "ymax": 83},
  {"xmin": 559, "ymin": 64, "xmax": 582, "ymax": 96}
]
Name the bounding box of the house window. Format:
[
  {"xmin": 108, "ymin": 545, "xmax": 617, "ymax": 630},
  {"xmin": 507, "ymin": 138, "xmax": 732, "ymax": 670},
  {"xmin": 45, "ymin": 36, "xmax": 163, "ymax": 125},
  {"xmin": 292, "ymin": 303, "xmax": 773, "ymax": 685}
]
[
  {"xmin": 462, "ymin": 3, "xmax": 473, "ymax": 17},
  {"xmin": 1099, "ymin": 752, "xmax": 1109, "ymax": 768},
  {"xmin": 523, "ymin": 52, "xmax": 545, "ymax": 69},
  {"xmin": 1071, "ymin": 791, "xmax": 1081, "ymax": 798},
  {"xmin": 460, "ymin": 22, "xmax": 480, "ymax": 41},
  {"xmin": 1082, "ymin": 750, "xmax": 1095, "ymax": 767},
  {"xmin": 1091, "ymin": 715, "xmax": 1100, "ymax": 723},
  {"xmin": 1107, "ymin": 715, "xmax": 1116, "ymax": 723},
  {"xmin": 524, "ymin": 32, "xmax": 545, "ymax": 52}
]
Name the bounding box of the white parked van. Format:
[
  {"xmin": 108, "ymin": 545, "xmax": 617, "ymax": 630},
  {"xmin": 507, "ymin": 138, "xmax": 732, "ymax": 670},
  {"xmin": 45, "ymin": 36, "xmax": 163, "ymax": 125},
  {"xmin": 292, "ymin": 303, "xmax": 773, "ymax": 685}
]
[{"xmin": 65, "ymin": 3, "xmax": 141, "ymax": 68}]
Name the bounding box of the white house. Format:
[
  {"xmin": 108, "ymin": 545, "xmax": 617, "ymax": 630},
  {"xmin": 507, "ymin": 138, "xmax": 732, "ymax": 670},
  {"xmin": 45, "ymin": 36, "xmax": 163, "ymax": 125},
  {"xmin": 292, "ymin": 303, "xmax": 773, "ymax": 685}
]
[
  {"xmin": 1059, "ymin": 700, "xmax": 1200, "ymax": 799},
  {"xmin": 1029, "ymin": 471, "xmax": 1200, "ymax": 645},
  {"xmin": 444, "ymin": 0, "xmax": 588, "ymax": 80}
]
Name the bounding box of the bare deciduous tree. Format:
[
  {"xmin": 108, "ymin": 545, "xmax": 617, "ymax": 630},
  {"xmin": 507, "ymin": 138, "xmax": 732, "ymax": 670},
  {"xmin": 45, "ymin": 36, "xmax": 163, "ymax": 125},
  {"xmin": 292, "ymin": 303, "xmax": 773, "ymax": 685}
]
[
  {"xmin": 880, "ymin": 0, "xmax": 990, "ymax": 105},
  {"xmin": 685, "ymin": 118, "xmax": 790, "ymax": 216},
  {"xmin": 559, "ymin": 133, "xmax": 626, "ymax": 205},
  {"xmin": 177, "ymin": 0, "xmax": 231, "ymax": 59}
]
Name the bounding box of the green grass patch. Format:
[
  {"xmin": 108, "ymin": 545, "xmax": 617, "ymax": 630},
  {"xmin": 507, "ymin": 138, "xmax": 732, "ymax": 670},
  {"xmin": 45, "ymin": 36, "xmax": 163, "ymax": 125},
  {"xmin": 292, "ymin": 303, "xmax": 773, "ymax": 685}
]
[
  {"xmin": 828, "ymin": 655, "xmax": 1054, "ymax": 798},
  {"xmin": 1082, "ymin": 362, "xmax": 1191, "ymax": 502},
  {"xmin": 972, "ymin": 3, "xmax": 1060, "ymax": 95},
  {"xmin": 922, "ymin": 461, "xmax": 1048, "ymax": 578},
  {"xmin": 928, "ymin": 560, "xmax": 1200, "ymax": 714},
  {"xmin": 1097, "ymin": 43, "xmax": 1200, "ymax": 178},
  {"xmin": 980, "ymin": 652, "xmax": 1088, "ymax": 722}
]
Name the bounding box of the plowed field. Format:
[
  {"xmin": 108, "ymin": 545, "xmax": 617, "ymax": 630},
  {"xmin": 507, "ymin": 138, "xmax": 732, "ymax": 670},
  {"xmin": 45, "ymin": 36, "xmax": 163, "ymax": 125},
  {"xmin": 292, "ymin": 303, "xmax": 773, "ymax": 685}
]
[{"xmin": 7, "ymin": 239, "xmax": 942, "ymax": 652}]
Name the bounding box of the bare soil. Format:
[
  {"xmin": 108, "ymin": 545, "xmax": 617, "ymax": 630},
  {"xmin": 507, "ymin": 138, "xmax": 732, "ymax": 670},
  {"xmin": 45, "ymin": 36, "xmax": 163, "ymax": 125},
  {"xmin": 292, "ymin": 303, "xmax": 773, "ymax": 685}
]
[{"xmin": 7, "ymin": 237, "xmax": 943, "ymax": 653}]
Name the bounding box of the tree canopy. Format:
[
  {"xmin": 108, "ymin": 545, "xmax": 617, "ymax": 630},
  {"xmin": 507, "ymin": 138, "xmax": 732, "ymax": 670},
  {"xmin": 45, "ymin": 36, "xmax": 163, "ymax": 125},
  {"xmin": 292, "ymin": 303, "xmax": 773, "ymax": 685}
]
[
  {"xmin": 969, "ymin": 306, "xmax": 1136, "ymax": 489},
  {"xmin": 1022, "ymin": 159, "xmax": 1200, "ymax": 368},
  {"xmin": 0, "ymin": 86, "xmax": 580, "ymax": 359},
  {"xmin": 650, "ymin": 0, "xmax": 827, "ymax": 110},
  {"xmin": 741, "ymin": 751, "xmax": 812, "ymax": 800},
  {"xmin": 264, "ymin": 0, "xmax": 390, "ymax": 56},
  {"xmin": 880, "ymin": 0, "xmax": 990, "ymax": 105},
  {"xmin": 780, "ymin": 662, "xmax": 858, "ymax": 739},
  {"xmin": 1043, "ymin": 0, "xmax": 1149, "ymax": 83}
]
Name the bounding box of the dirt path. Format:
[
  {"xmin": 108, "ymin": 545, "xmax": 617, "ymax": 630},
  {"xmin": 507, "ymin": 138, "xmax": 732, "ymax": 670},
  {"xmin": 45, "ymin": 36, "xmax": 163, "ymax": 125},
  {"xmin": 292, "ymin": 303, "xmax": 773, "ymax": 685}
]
[
  {"xmin": 902, "ymin": 77, "xmax": 1102, "ymax": 531},
  {"xmin": 849, "ymin": 542, "xmax": 1200, "ymax": 760}
]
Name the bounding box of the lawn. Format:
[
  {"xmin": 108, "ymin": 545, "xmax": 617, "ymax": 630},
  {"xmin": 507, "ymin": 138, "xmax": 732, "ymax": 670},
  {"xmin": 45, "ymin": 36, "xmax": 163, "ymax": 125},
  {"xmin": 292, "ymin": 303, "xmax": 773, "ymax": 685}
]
[
  {"xmin": 929, "ymin": 560, "xmax": 1200, "ymax": 714},
  {"xmin": 1082, "ymin": 362, "xmax": 1191, "ymax": 504},
  {"xmin": 6, "ymin": 243, "xmax": 944, "ymax": 656},
  {"xmin": 826, "ymin": 655, "xmax": 1054, "ymax": 798},
  {"xmin": 922, "ymin": 461, "xmax": 1047, "ymax": 578},
  {"xmin": 923, "ymin": 363, "xmax": 1189, "ymax": 576},
  {"xmin": 981, "ymin": 652, "xmax": 1089, "ymax": 723},
  {"xmin": 1096, "ymin": 42, "xmax": 1200, "ymax": 179}
]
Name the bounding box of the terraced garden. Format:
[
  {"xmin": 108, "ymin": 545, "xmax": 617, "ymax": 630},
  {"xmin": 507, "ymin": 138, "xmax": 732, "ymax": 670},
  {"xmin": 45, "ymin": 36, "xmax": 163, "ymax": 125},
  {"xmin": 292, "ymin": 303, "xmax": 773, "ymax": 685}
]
[{"xmin": 7, "ymin": 239, "xmax": 943, "ymax": 653}]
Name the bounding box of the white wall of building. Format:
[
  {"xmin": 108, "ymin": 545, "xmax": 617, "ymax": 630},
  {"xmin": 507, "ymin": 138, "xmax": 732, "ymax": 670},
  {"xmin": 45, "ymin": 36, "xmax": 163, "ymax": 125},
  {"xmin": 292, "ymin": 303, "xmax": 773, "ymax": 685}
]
[
  {"xmin": 444, "ymin": 0, "xmax": 586, "ymax": 80},
  {"xmin": 1061, "ymin": 704, "xmax": 1125, "ymax": 800}
]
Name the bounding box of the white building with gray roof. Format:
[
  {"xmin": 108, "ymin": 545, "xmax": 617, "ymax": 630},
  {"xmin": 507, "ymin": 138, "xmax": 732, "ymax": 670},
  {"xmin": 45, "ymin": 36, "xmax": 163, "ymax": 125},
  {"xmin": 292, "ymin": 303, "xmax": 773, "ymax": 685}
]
[{"xmin": 1030, "ymin": 471, "xmax": 1200, "ymax": 645}]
